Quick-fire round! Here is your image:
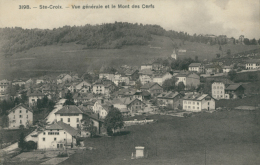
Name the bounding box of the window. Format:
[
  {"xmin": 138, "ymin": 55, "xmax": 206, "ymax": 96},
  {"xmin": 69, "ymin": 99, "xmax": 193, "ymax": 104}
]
[
  {"xmin": 43, "ymin": 138, "xmax": 45, "ymax": 141},
  {"xmin": 68, "ymin": 118, "xmax": 70, "ymax": 122},
  {"xmin": 27, "ymin": 115, "xmax": 28, "ymax": 119},
  {"xmin": 20, "ymin": 120, "xmax": 22, "ymax": 124},
  {"xmin": 13, "ymin": 115, "xmax": 15, "ymax": 119},
  {"xmin": 197, "ymin": 102, "xmax": 199, "ymax": 105},
  {"xmin": 61, "ymin": 118, "xmax": 63, "ymax": 122},
  {"xmin": 54, "ymin": 138, "xmax": 56, "ymax": 141},
  {"xmin": 43, "ymin": 132, "xmax": 45, "ymax": 135},
  {"xmin": 32, "ymin": 99, "xmax": 35, "ymax": 102},
  {"xmin": 19, "ymin": 115, "xmax": 22, "ymax": 118},
  {"xmin": 77, "ymin": 118, "xmax": 79, "ymax": 122},
  {"xmin": 20, "ymin": 110, "xmax": 22, "ymax": 113},
  {"xmin": 197, "ymin": 107, "xmax": 199, "ymax": 109},
  {"xmin": 208, "ymin": 102, "xmax": 210, "ymax": 105},
  {"xmin": 77, "ymin": 124, "xmax": 79, "ymax": 128},
  {"xmin": 193, "ymin": 102, "xmax": 195, "ymax": 105},
  {"xmin": 13, "ymin": 111, "xmax": 15, "ymax": 113}
]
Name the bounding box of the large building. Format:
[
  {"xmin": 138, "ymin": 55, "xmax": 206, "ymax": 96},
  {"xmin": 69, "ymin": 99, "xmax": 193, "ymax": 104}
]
[
  {"xmin": 55, "ymin": 105, "xmax": 84, "ymax": 129},
  {"xmin": 37, "ymin": 121, "xmax": 78, "ymax": 149},
  {"xmin": 0, "ymin": 79, "xmax": 11, "ymax": 94},
  {"xmin": 211, "ymin": 82, "xmax": 226, "ymax": 100},
  {"xmin": 8, "ymin": 103, "xmax": 33, "ymax": 129},
  {"xmin": 175, "ymin": 72, "xmax": 200, "ymax": 89},
  {"xmin": 183, "ymin": 93, "xmax": 215, "ymax": 112}
]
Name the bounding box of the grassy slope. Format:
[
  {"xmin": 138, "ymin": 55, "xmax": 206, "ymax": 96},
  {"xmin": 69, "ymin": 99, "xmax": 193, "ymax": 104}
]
[
  {"xmin": 0, "ymin": 35, "xmax": 259, "ymax": 80},
  {"xmin": 61, "ymin": 111, "xmax": 260, "ymax": 165}
]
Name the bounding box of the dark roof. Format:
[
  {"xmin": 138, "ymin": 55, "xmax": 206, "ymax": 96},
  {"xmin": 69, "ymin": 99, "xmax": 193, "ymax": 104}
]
[
  {"xmin": 141, "ymin": 90, "xmax": 151, "ymax": 96},
  {"xmin": 246, "ymin": 59, "xmax": 260, "ymax": 64},
  {"xmin": 225, "ymin": 84, "xmax": 244, "ymax": 91},
  {"xmin": 8, "ymin": 103, "xmax": 33, "ymax": 114},
  {"xmin": 157, "ymin": 92, "xmax": 180, "ymax": 99},
  {"xmin": 55, "ymin": 105, "xmax": 83, "ymax": 114},
  {"xmin": 183, "ymin": 93, "xmax": 210, "ymax": 101},
  {"xmin": 141, "ymin": 82, "xmax": 160, "ymax": 89},
  {"xmin": 28, "ymin": 91, "xmax": 45, "ymax": 96},
  {"xmin": 46, "ymin": 121, "xmax": 78, "ymax": 136}
]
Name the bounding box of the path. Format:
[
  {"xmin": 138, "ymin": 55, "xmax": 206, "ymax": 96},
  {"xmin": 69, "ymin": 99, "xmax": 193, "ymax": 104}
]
[{"xmin": 46, "ymin": 99, "xmax": 66, "ymax": 124}]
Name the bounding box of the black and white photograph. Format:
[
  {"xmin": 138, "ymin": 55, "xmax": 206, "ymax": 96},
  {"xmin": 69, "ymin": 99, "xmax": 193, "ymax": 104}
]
[{"xmin": 0, "ymin": 0, "xmax": 259, "ymax": 164}]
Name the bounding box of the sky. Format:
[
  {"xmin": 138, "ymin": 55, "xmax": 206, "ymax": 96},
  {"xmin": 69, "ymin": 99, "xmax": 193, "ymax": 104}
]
[{"xmin": 0, "ymin": 0, "xmax": 259, "ymax": 39}]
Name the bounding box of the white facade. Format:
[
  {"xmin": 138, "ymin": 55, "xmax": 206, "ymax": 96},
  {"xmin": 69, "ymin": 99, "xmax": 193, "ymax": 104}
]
[
  {"xmin": 141, "ymin": 65, "xmax": 152, "ymax": 70},
  {"xmin": 38, "ymin": 129, "xmax": 73, "ymax": 149},
  {"xmin": 152, "ymin": 73, "xmax": 172, "ymax": 85},
  {"xmin": 246, "ymin": 63, "xmax": 260, "ymax": 70},
  {"xmin": 8, "ymin": 105, "xmax": 33, "ymax": 128},
  {"xmin": 28, "ymin": 95, "xmax": 44, "ymax": 107},
  {"xmin": 93, "ymin": 102, "xmax": 108, "ymax": 119},
  {"xmin": 55, "ymin": 114, "xmax": 82, "ymax": 129},
  {"xmin": 139, "ymin": 75, "xmax": 152, "ymax": 85},
  {"xmin": 212, "ymin": 82, "xmax": 225, "ymax": 100},
  {"xmin": 93, "ymin": 84, "xmax": 106, "ymax": 95},
  {"xmin": 183, "ymin": 97, "xmax": 215, "ymax": 112},
  {"xmin": 175, "ymin": 76, "xmax": 186, "ymax": 86}
]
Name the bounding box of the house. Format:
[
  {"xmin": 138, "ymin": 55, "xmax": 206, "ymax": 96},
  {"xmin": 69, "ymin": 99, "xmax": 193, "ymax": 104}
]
[
  {"xmin": 0, "ymin": 79, "xmax": 11, "ymax": 94},
  {"xmin": 80, "ymin": 113, "xmax": 104, "ymax": 136},
  {"xmin": 152, "ymin": 61, "xmax": 163, "ymax": 71},
  {"xmin": 124, "ymin": 69, "xmax": 139, "ymax": 81},
  {"xmin": 140, "ymin": 82, "xmax": 163, "ymax": 96},
  {"xmin": 28, "ymin": 91, "xmax": 45, "ymax": 107},
  {"xmin": 12, "ymin": 79, "xmax": 26, "ymax": 87},
  {"xmin": 57, "ymin": 74, "xmax": 72, "ymax": 84},
  {"xmin": 225, "ymin": 84, "xmax": 245, "ymax": 99},
  {"xmin": 157, "ymin": 92, "xmax": 183, "ymax": 109},
  {"xmin": 204, "ymin": 64, "xmax": 222, "ymax": 74},
  {"xmin": 141, "ymin": 63, "xmax": 152, "ymax": 70},
  {"xmin": 36, "ymin": 78, "xmax": 44, "ymax": 84},
  {"xmin": 223, "ymin": 66, "xmax": 233, "ymax": 73},
  {"xmin": 211, "ymin": 82, "xmax": 226, "ymax": 100},
  {"xmin": 245, "ymin": 59, "xmax": 260, "ymax": 70},
  {"xmin": 139, "ymin": 75, "xmax": 152, "ymax": 85},
  {"xmin": 183, "ymin": 93, "xmax": 215, "ymax": 112},
  {"xmin": 37, "ymin": 121, "xmax": 79, "ymax": 149},
  {"xmin": 171, "ymin": 49, "xmax": 177, "ymax": 59},
  {"xmin": 110, "ymin": 98, "xmax": 130, "ymax": 116},
  {"xmin": 74, "ymin": 81, "xmax": 91, "ymax": 91},
  {"xmin": 152, "ymin": 72, "xmax": 172, "ymax": 85},
  {"xmin": 118, "ymin": 97, "xmax": 146, "ymax": 114},
  {"xmin": 8, "ymin": 103, "xmax": 33, "ymax": 129},
  {"xmin": 92, "ymin": 100, "xmax": 111, "ymax": 119},
  {"xmin": 188, "ymin": 63, "xmax": 204, "ymax": 73},
  {"xmin": 55, "ymin": 105, "xmax": 84, "ymax": 129},
  {"xmin": 92, "ymin": 79, "xmax": 117, "ymax": 97},
  {"xmin": 73, "ymin": 93, "xmax": 94, "ymax": 104},
  {"xmin": 175, "ymin": 72, "xmax": 200, "ymax": 89}
]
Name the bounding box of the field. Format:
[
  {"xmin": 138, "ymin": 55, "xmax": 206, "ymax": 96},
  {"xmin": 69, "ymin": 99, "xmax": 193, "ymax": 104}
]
[
  {"xmin": 216, "ymin": 95, "xmax": 260, "ymax": 108},
  {"xmin": 1, "ymin": 35, "xmax": 259, "ymax": 80},
  {"xmin": 59, "ymin": 110, "xmax": 260, "ymax": 165}
]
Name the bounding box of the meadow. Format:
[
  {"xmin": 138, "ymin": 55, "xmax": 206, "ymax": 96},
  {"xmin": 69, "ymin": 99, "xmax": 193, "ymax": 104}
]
[{"xmin": 61, "ymin": 110, "xmax": 260, "ymax": 165}]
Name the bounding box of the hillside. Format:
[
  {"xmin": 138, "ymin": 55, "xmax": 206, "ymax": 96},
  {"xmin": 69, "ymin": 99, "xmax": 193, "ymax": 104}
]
[{"xmin": 1, "ymin": 33, "xmax": 259, "ymax": 80}]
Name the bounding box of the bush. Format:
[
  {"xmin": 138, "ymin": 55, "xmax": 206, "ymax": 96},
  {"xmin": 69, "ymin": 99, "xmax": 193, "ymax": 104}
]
[
  {"xmin": 57, "ymin": 152, "xmax": 68, "ymax": 157},
  {"xmin": 24, "ymin": 141, "xmax": 37, "ymax": 151}
]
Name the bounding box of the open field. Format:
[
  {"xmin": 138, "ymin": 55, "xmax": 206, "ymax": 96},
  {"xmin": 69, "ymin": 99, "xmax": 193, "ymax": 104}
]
[
  {"xmin": 216, "ymin": 95, "xmax": 260, "ymax": 108},
  {"xmin": 58, "ymin": 110, "xmax": 260, "ymax": 165}
]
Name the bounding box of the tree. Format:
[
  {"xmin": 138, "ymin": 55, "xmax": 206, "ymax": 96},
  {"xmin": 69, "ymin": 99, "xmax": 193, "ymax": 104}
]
[
  {"xmin": 64, "ymin": 90, "xmax": 75, "ymax": 105},
  {"xmin": 162, "ymin": 78, "xmax": 175, "ymax": 91},
  {"xmin": 216, "ymin": 54, "xmax": 221, "ymax": 58},
  {"xmin": 81, "ymin": 117, "xmax": 97, "ymax": 137},
  {"xmin": 18, "ymin": 132, "xmax": 26, "ymax": 150},
  {"xmin": 2, "ymin": 115, "xmax": 9, "ymax": 128},
  {"xmin": 104, "ymin": 108, "xmax": 124, "ymax": 135},
  {"xmin": 177, "ymin": 82, "xmax": 185, "ymax": 91},
  {"xmin": 228, "ymin": 70, "xmax": 237, "ymax": 81},
  {"xmin": 227, "ymin": 49, "xmax": 231, "ymax": 56}
]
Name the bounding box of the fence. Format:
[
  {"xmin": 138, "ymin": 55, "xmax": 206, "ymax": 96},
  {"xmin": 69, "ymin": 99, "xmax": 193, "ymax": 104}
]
[{"xmin": 124, "ymin": 119, "xmax": 155, "ymax": 126}]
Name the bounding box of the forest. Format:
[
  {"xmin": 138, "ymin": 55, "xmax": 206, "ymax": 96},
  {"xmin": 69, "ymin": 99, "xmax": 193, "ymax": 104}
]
[{"xmin": 0, "ymin": 22, "xmax": 259, "ymax": 55}]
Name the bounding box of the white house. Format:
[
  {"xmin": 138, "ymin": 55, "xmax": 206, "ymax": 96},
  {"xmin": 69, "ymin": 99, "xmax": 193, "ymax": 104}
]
[
  {"xmin": 57, "ymin": 74, "xmax": 72, "ymax": 84},
  {"xmin": 188, "ymin": 63, "xmax": 204, "ymax": 73},
  {"xmin": 55, "ymin": 105, "xmax": 84, "ymax": 129},
  {"xmin": 75, "ymin": 81, "xmax": 91, "ymax": 91},
  {"xmin": 0, "ymin": 79, "xmax": 10, "ymax": 94},
  {"xmin": 223, "ymin": 66, "xmax": 233, "ymax": 73},
  {"xmin": 182, "ymin": 93, "xmax": 215, "ymax": 112},
  {"xmin": 212, "ymin": 82, "xmax": 227, "ymax": 100},
  {"xmin": 92, "ymin": 101, "xmax": 110, "ymax": 119},
  {"xmin": 28, "ymin": 91, "xmax": 45, "ymax": 107},
  {"xmin": 139, "ymin": 75, "xmax": 152, "ymax": 85},
  {"xmin": 8, "ymin": 103, "xmax": 33, "ymax": 129},
  {"xmin": 37, "ymin": 121, "xmax": 78, "ymax": 149},
  {"xmin": 245, "ymin": 59, "xmax": 260, "ymax": 70},
  {"xmin": 140, "ymin": 63, "xmax": 152, "ymax": 70},
  {"xmin": 175, "ymin": 72, "xmax": 200, "ymax": 89},
  {"xmin": 152, "ymin": 72, "xmax": 172, "ymax": 85}
]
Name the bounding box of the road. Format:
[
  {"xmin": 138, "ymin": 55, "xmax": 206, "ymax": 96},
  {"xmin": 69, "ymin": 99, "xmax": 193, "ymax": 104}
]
[{"xmin": 46, "ymin": 99, "xmax": 66, "ymax": 124}]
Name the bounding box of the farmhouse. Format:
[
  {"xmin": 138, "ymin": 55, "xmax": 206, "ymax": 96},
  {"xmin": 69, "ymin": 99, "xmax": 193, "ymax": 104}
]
[
  {"xmin": 28, "ymin": 91, "xmax": 45, "ymax": 107},
  {"xmin": 140, "ymin": 82, "xmax": 163, "ymax": 96},
  {"xmin": 188, "ymin": 63, "xmax": 204, "ymax": 73},
  {"xmin": 225, "ymin": 84, "xmax": 245, "ymax": 99},
  {"xmin": 8, "ymin": 103, "xmax": 33, "ymax": 129},
  {"xmin": 157, "ymin": 91, "xmax": 183, "ymax": 109},
  {"xmin": 175, "ymin": 72, "xmax": 200, "ymax": 89}
]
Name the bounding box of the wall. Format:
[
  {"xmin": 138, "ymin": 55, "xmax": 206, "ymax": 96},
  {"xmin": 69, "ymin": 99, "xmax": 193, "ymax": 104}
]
[
  {"xmin": 8, "ymin": 106, "xmax": 33, "ymax": 128},
  {"xmin": 56, "ymin": 114, "xmax": 82, "ymax": 129}
]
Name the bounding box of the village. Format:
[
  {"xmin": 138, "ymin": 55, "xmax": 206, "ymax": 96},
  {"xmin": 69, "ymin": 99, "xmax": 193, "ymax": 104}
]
[{"xmin": 0, "ymin": 45, "xmax": 259, "ymax": 164}]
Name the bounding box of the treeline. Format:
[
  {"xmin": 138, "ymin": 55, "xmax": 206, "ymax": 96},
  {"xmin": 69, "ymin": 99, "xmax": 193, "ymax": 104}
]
[{"xmin": 1, "ymin": 22, "xmax": 258, "ymax": 54}]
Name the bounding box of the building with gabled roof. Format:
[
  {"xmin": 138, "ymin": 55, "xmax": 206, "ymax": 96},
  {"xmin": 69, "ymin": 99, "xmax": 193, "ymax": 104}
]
[
  {"xmin": 55, "ymin": 105, "xmax": 84, "ymax": 129},
  {"xmin": 188, "ymin": 63, "xmax": 204, "ymax": 73},
  {"xmin": 225, "ymin": 84, "xmax": 245, "ymax": 99},
  {"xmin": 140, "ymin": 82, "xmax": 163, "ymax": 96},
  {"xmin": 175, "ymin": 72, "xmax": 200, "ymax": 90},
  {"xmin": 57, "ymin": 74, "xmax": 72, "ymax": 84},
  {"xmin": 152, "ymin": 72, "xmax": 172, "ymax": 85},
  {"xmin": 245, "ymin": 59, "xmax": 260, "ymax": 70},
  {"xmin": 157, "ymin": 91, "xmax": 184, "ymax": 109},
  {"xmin": 28, "ymin": 90, "xmax": 45, "ymax": 107},
  {"xmin": 37, "ymin": 121, "xmax": 79, "ymax": 149},
  {"xmin": 183, "ymin": 93, "xmax": 215, "ymax": 112},
  {"xmin": 118, "ymin": 97, "xmax": 146, "ymax": 114},
  {"xmin": 8, "ymin": 103, "xmax": 33, "ymax": 129}
]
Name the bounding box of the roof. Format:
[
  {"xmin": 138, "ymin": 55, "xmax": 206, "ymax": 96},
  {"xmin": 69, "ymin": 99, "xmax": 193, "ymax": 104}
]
[
  {"xmin": 141, "ymin": 82, "xmax": 160, "ymax": 89},
  {"xmin": 139, "ymin": 69, "xmax": 153, "ymax": 75},
  {"xmin": 8, "ymin": 103, "xmax": 33, "ymax": 114},
  {"xmin": 141, "ymin": 90, "xmax": 151, "ymax": 96},
  {"xmin": 28, "ymin": 91, "xmax": 45, "ymax": 97},
  {"xmin": 183, "ymin": 93, "xmax": 210, "ymax": 101},
  {"xmin": 157, "ymin": 92, "xmax": 180, "ymax": 99},
  {"xmin": 46, "ymin": 121, "xmax": 78, "ymax": 136},
  {"xmin": 55, "ymin": 105, "xmax": 83, "ymax": 114},
  {"xmin": 189, "ymin": 63, "xmax": 202, "ymax": 67},
  {"xmin": 246, "ymin": 59, "xmax": 260, "ymax": 64},
  {"xmin": 118, "ymin": 98, "xmax": 144, "ymax": 105},
  {"xmin": 225, "ymin": 84, "xmax": 244, "ymax": 91}
]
